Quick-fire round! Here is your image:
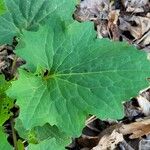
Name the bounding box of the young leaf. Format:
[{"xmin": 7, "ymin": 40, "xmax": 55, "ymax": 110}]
[
  {"xmin": 7, "ymin": 22, "xmax": 150, "ymax": 136},
  {"xmin": 0, "ymin": 127, "xmax": 12, "ymax": 150},
  {"xmin": 0, "ymin": 0, "xmax": 76, "ymax": 44}
]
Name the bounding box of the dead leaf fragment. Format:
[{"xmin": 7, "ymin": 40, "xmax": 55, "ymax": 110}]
[
  {"xmin": 122, "ymin": 0, "xmax": 149, "ymax": 13},
  {"xmin": 74, "ymin": 0, "xmax": 110, "ymax": 21},
  {"xmin": 119, "ymin": 118, "xmax": 150, "ymax": 139},
  {"xmin": 92, "ymin": 130, "xmax": 124, "ymax": 150}
]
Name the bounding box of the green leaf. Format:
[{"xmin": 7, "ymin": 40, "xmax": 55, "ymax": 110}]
[
  {"xmin": 0, "ymin": 97, "xmax": 13, "ymax": 125},
  {"xmin": 30, "ymin": 123, "xmax": 70, "ymax": 144},
  {"xmin": 0, "ymin": 127, "xmax": 12, "ymax": 150},
  {"xmin": 28, "ymin": 138, "xmax": 66, "ymax": 150},
  {"xmin": 15, "ymin": 119, "xmax": 29, "ymax": 141},
  {"xmin": 0, "ymin": 74, "xmax": 9, "ymax": 92},
  {"xmin": 0, "ymin": 75, "xmax": 14, "ymax": 125},
  {"xmin": 16, "ymin": 120, "xmax": 70, "ymax": 150},
  {"xmin": 0, "ymin": 0, "xmax": 76, "ymax": 44},
  {"xmin": 7, "ymin": 22, "xmax": 150, "ymax": 136},
  {"xmin": 0, "ymin": 0, "xmax": 6, "ymax": 15}
]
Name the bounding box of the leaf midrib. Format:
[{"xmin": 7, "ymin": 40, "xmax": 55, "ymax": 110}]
[{"xmin": 53, "ymin": 70, "xmax": 149, "ymax": 77}]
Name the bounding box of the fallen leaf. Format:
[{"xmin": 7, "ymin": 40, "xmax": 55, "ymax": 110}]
[
  {"xmin": 92, "ymin": 130, "xmax": 124, "ymax": 150},
  {"xmin": 119, "ymin": 117, "xmax": 150, "ymax": 139}
]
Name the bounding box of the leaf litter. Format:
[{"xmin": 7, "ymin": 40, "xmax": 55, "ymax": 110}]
[
  {"xmin": 74, "ymin": 0, "xmax": 150, "ymax": 51},
  {"xmin": 0, "ymin": 38, "xmax": 24, "ymax": 80}
]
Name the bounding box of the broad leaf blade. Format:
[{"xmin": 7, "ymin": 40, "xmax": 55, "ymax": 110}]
[
  {"xmin": 0, "ymin": 0, "xmax": 76, "ymax": 44},
  {"xmin": 0, "ymin": 13, "xmax": 18, "ymax": 44},
  {"xmin": 30, "ymin": 123, "xmax": 70, "ymax": 145},
  {"xmin": 7, "ymin": 22, "xmax": 150, "ymax": 136},
  {"xmin": 16, "ymin": 26, "xmax": 54, "ymax": 72},
  {"xmin": 16, "ymin": 120, "xmax": 70, "ymax": 150}
]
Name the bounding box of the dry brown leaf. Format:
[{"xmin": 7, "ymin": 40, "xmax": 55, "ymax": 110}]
[
  {"xmin": 119, "ymin": 118, "xmax": 150, "ymax": 139},
  {"xmin": 74, "ymin": 0, "xmax": 110, "ymax": 21},
  {"xmin": 92, "ymin": 130, "xmax": 124, "ymax": 150},
  {"xmin": 74, "ymin": 0, "xmax": 150, "ymax": 50},
  {"xmin": 108, "ymin": 10, "xmax": 120, "ymax": 40},
  {"xmin": 119, "ymin": 16, "xmax": 150, "ymax": 40},
  {"xmin": 122, "ymin": 0, "xmax": 149, "ymax": 13}
]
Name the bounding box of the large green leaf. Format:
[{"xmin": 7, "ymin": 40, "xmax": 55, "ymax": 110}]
[
  {"xmin": 0, "ymin": 127, "xmax": 12, "ymax": 150},
  {"xmin": 0, "ymin": 0, "xmax": 76, "ymax": 44},
  {"xmin": 7, "ymin": 21, "xmax": 150, "ymax": 136}
]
